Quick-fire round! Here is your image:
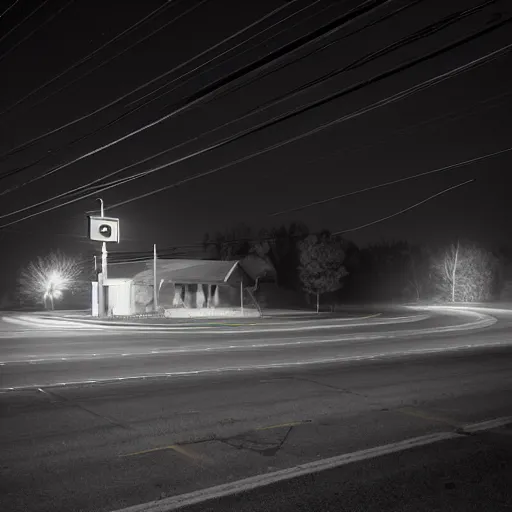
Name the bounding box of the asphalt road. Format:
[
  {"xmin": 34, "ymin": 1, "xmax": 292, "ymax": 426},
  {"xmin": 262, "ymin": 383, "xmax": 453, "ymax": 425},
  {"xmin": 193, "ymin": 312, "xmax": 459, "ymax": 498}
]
[{"xmin": 1, "ymin": 306, "xmax": 512, "ymax": 512}]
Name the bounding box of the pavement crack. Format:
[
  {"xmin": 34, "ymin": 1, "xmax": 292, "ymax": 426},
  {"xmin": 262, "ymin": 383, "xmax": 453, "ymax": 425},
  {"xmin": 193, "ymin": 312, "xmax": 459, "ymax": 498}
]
[
  {"xmin": 37, "ymin": 387, "xmax": 132, "ymax": 430},
  {"xmin": 218, "ymin": 426, "xmax": 294, "ymax": 457},
  {"xmin": 285, "ymin": 376, "xmax": 368, "ymax": 397}
]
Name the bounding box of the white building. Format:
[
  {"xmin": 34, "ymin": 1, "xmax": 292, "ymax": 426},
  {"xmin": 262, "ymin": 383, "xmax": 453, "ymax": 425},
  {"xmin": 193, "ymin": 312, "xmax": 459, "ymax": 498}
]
[{"xmin": 92, "ymin": 259, "xmax": 260, "ymax": 318}]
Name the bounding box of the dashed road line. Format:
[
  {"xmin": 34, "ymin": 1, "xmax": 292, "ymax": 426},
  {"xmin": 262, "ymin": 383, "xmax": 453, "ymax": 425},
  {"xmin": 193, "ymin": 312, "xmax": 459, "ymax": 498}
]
[{"xmin": 3, "ymin": 335, "xmax": 511, "ymax": 392}]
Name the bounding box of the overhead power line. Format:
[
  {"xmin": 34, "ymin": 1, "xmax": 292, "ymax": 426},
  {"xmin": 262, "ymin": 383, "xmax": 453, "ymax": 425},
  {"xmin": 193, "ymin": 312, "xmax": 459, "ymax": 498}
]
[
  {"xmin": 17, "ymin": 0, "xmax": 209, "ymax": 114},
  {"xmin": 247, "ymin": 0, "xmax": 496, "ymax": 114},
  {"xmin": 101, "ymin": 20, "xmax": 512, "ymax": 210},
  {"xmin": 0, "ymin": 0, "xmax": 305, "ymax": 160},
  {"xmin": 298, "ymin": 88, "xmax": 512, "ymax": 168},
  {"xmin": 115, "ymin": 0, "xmax": 420, "ymax": 146},
  {"xmin": 332, "ymin": 179, "xmax": 476, "ymax": 235},
  {"xmin": 0, "ymin": 0, "xmax": 77, "ymax": 64},
  {"xmin": 0, "ymin": 0, "xmax": 325, "ymax": 182},
  {"xmin": 0, "ymin": 0, "xmax": 490, "ymax": 209},
  {"xmin": 0, "ymin": 0, "xmax": 179, "ymax": 117},
  {"xmin": 2, "ymin": 18, "xmax": 511, "ymax": 226},
  {"xmin": 2, "ymin": 144, "xmax": 510, "ymax": 233},
  {"xmin": 3, "ymin": 0, "xmax": 490, "ymax": 187},
  {"xmin": 78, "ymin": 0, "xmax": 497, "ymax": 203},
  {"xmin": 122, "ymin": 0, "xmax": 333, "ymax": 110},
  {"xmin": 0, "ymin": 0, "xmax": 20, "ymax": 20},
  {"xmin": 0, "ymin": 0, "xmax": 51, "ymax": 46},
  {"xmin": 0, "ymin": 0, "xmax": 390, "ymax": 195},
  {"xmin": 0, "ymin": 0, "xmax": 394, "ymax": 199},
  {"xmin": 95, "ymin": 179, "xmax": 477, "ymax": 253},
  {"xmin": 179, "ymin": 0, "xmax": 391, "ymax": 107},
  {"xmin": 204, "ymin": 0, "xmax": 424, "ymax": 108},
  {"xmin": 270, "ymin": 141, "xmax": 512, "ymax": 217}
]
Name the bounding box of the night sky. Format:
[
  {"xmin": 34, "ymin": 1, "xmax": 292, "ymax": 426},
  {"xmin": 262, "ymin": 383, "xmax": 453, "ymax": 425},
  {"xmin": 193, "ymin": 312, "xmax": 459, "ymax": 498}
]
[{"xmin": 0, "ymin": 0, "xmax": 511, "ymax": 294}]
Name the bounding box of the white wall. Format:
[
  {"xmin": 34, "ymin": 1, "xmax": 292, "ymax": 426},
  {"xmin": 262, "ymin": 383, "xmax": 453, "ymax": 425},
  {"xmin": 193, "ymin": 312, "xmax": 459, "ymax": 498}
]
[
  {"xmin": 105, "ymin": 279, "xmax": 132, "ymax": 316},
  {"xmin": 91, "ymin": 282, "xmax": 98, "ymax": 317}
]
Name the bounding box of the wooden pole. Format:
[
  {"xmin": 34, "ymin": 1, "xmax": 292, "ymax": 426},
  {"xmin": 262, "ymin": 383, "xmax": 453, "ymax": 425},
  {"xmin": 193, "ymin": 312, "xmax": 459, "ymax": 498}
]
[
  {"xmin": 240, "ymin": 278, "xmax": 244, "ymax": 315},
  {"xmin": 153, "ymin": 244, "xmax": 158, "ymax": 312}
]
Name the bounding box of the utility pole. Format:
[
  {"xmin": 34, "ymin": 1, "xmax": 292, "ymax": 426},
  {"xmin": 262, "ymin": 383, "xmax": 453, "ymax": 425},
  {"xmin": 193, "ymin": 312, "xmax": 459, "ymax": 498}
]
[
  {"xmin": 88, "ymin": 198, "xmax": 119, "ymax": 317},
  {"xmin": 98, "ymin": 198, "xmax": 107, "ymax": 317},
  {"xmin": 153, "ymin": 243, "xmax": 158, "ymax": 313},
  {"xmin": 240, "ymin": 277, "xmax": 244, "ymax": 315},
  {"xmin": 99, "ymin": 199, "xmax": 108, "ymax": 280}
]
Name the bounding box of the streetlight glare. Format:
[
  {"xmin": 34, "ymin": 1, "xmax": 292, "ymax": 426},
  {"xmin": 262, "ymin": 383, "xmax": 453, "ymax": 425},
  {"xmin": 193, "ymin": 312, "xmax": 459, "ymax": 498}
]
[
  {"xmin": 18, "ymin": 251, "xmax": 85, "ymax": 310},
  {"xmin": 49, "ymin": 272, "xmax": 64, "ymax": 287}
]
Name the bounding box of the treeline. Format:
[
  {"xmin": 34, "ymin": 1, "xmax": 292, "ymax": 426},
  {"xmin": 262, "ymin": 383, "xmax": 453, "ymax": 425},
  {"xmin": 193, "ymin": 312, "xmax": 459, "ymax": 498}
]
[{"xmin": 203, "ymin": 222, "xmax": 512, "ymax": 306}]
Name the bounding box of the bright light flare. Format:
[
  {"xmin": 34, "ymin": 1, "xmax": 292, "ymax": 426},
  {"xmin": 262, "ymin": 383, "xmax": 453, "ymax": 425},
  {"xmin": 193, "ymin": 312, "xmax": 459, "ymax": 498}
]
[{"xmin": 19, "ymin": 251, "xmax": 84, "ymax": 309}]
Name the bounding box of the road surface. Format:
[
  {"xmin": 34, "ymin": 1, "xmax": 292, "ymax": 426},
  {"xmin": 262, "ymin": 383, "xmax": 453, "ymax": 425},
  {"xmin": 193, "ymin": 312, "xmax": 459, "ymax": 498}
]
[{"xmin": 0, "ymin": 306, "xmax": 511, "ymax": 512}]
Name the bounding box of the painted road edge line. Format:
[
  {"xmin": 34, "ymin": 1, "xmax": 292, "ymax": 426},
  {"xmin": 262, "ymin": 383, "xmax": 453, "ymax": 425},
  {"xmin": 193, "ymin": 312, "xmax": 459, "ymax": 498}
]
[
  {"xmin": 111, "ymin": 431, "xmax": 461, "ymax": 512},
  {"xmin": 4, "ymin": 337, "xmax": 512, "ymax": 391},
  {"xmin": 462, "ymin": 416, "xmax": 512, "ymax": 433},
  {"xmin": 112, "ymin": 415, "xmax": 512, "ymax": 512}
]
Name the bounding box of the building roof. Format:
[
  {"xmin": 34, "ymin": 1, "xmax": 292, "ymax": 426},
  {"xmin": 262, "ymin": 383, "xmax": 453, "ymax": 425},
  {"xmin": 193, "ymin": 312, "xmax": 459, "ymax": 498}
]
[{"xmin": 106, "ymin": 259, "xmax": 253, "ymax": 287}]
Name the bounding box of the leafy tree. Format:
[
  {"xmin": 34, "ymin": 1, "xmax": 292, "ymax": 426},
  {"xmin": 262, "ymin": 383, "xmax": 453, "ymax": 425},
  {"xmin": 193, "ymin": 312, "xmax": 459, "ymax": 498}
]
[
  {"xmin": 431, "ymin": 241, "xmax": 499, "ymax": 302},
  {"xmin": 298, "ymin": 233, "xmax": 348, "ymax": 312},
  {"xmin": 18, "ymin": 251, "xmax": 86, "ymax": 309}
]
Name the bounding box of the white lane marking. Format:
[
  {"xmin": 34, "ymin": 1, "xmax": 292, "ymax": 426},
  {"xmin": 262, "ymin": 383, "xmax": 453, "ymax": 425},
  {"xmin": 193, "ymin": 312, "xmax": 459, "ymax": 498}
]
[
  {"xmin": 111, "ymin": 432, "xmax": 466, "ymax": 512},
  {"xmin": 2, "ymin": 336, "xmax": 512, "ymax": 391}
]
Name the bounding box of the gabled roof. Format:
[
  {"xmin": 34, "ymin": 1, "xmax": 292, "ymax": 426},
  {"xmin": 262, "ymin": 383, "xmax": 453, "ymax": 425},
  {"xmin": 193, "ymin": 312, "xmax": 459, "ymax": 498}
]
[{"xmin": 106, "ymin": 259, "xmax": 253, "ymax": 287}]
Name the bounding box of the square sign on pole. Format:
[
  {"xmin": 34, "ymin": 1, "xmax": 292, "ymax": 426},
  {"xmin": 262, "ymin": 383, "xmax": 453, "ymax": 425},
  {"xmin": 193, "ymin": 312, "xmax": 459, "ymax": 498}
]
[{"xmin": 88, "ymin": 216, "xmax": 120, "ymax": 243}]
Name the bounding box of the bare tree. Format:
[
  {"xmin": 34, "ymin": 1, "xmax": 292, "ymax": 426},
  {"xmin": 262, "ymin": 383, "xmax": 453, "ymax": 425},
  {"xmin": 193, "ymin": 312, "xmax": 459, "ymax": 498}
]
[
  {"xmin": 18, "ymin": 251, "xmax": 85, "ymax": 309},
  {"xmin": 431, "ymin": 242, "xmax": 498, "ymax": 302}
]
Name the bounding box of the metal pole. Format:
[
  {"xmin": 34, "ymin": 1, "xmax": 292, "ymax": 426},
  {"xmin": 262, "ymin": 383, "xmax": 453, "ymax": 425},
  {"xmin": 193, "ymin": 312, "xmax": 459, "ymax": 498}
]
[
  {"xmin": 153, "ymin": 244, "xmax": 158, "ymax": 313},
  {"xmin": 98, "ymin": 198, "xmax": 108, "ymax": 316},
  {"xmin": 101, "ymin": 242, "xmax": 108, "ymax": 279}
]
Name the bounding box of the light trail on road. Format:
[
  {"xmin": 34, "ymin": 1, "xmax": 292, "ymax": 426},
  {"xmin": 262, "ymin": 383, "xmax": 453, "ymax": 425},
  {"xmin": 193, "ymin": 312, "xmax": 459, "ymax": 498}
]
[{"xmin": 0, "ymin": 306, "xmax": 507, "ymax": 391}]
